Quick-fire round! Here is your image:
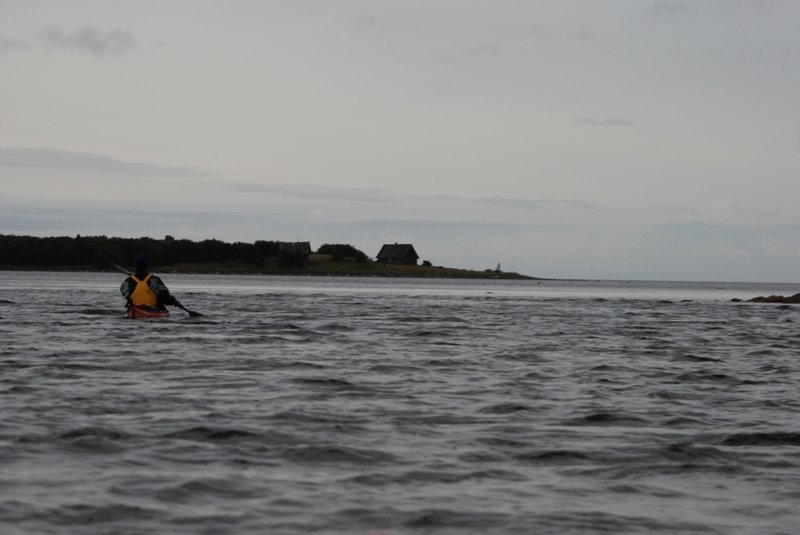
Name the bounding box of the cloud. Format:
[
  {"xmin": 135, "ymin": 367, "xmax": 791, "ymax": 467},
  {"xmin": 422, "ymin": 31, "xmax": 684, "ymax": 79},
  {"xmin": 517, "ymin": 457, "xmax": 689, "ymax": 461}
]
[
  {"xmin": 651, "ymin": 0, "xmax": 785, "ymax": 17},
  {"xmin": 346, "ymin": 217, "xmax": 531, "ymax": 233},
  {"xmin": 225, "ymin": 182, "xmax": 396, "ymax": 203},
  {"xmin": 576, "ymin": 117, "xmax": 635, "ymax": 127},
  {"xmin": 0, "ymin": 147, "xmax": 210, "ymax": 177},
  {"xmin": 351, "ymin": 14, "xmax": 394, "ymax": 33},
  {"xmin": 478, "ymin": 197, "xmax": 594, "ymax": 213},
  {"xmin": 0, "ymin": 204, "xmax": 248, "ymax": 240},
  {"xmin": 39, "ymin": 25, "xmax": 135, "ymax": 57},
  {"xmin": 459, "ymin": 42, "xmax": 504, "ymax": 61},
  {"xmin": 225, "ymin": 181, "xmax": 596, "ymax": 217},
  {"xmin": 350, "ymin": 13, "xmax": 429, "ymax": 35},
  {"xmin": 0, "ymin": 36, "xmax": 26, "ymax": 54},
  {"xmin": 437, "ymin": 42, "xmax": 505, "ymax": 67},
  {"xmin": 651, "ymin": 0, "xmax": 694, "ymax": 17},
  {"xmin": 713, "ymin": 0, "xmax": 785, "ymax": 15}
]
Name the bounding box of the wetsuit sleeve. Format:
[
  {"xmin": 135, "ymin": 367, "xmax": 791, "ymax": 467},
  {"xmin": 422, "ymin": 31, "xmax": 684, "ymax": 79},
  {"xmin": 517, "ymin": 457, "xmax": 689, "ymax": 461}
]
[
  {"xmin": 120, "ymin": 277, "xmax": 134, "ymax": 300},
  {"xmin": 149, "ymin": 276, "xmax": 178, "ymax": 306}
]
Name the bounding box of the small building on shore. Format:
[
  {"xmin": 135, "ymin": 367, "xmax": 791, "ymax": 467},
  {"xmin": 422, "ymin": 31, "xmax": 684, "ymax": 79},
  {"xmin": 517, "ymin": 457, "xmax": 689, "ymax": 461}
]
[
  {"xmin": 277, "ymin": 241, "xmax": 312, "ymax": 268},
  {"xmin": 279, "ymin": 241, "xmax": 312, "ymax": 256},
  {"xmin": 376, "ymin": 243, "xmax": 419, "ymax": 265}
]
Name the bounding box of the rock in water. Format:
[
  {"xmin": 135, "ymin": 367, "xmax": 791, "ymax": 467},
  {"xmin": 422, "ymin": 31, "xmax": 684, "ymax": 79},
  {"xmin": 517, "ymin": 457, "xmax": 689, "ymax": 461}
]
[{"xmin": 747, "ymin": 293, "xmax": 800, "ymax": 303}]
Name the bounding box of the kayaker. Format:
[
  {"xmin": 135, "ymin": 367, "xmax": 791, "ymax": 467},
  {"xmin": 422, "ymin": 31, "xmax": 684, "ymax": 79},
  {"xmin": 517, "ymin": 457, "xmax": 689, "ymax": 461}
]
[{"xmin": 120, "ymin": 253, "xmax": 182, "ymax": 311}]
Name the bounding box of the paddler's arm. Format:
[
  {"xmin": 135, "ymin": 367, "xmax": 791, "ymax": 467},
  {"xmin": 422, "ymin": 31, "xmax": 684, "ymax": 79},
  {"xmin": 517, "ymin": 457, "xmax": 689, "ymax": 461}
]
[
  {"xmin": 120, "ymin": 277, "xmax": 134, "ymax": 305},
  {"xmin": 149, "ymin": 275, "xmax": 180, "ymax": 306}
]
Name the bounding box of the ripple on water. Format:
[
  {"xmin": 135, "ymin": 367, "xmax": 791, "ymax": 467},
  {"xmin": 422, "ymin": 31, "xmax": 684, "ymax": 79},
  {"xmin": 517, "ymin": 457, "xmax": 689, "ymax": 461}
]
[
  {"xmin": 56, "ymin": 426, "xmax": 133, "ymax": 454},
  {"xmin": 721, "ymin": 431, "xmax": 800, "ymax": 447}
]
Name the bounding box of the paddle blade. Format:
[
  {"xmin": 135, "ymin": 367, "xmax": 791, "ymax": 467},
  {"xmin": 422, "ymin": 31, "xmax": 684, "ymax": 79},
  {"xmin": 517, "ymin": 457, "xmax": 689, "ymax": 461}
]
[{"xmin": 178, "ymin": 305, "xmax": 203, "ymax": 317}]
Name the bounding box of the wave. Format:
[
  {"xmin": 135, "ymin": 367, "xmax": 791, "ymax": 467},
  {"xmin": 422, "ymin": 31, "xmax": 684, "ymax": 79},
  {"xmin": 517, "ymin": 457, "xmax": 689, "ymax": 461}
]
[
  {"xmin": 162, "ymin": 426, "xmax": 262, "ymax": 442},
  {"xmin": 563, "ymin": 412, "xmax": 649, "ymax": 426},
  {"xmin": 722, "ymin": 431, "xmax": 800, "ymax": 447},
  {"xmin": 55, "ymin": 426, "xmax": 132, "ymax": 454},
  {"xmin": 281, "ymin": 444, "xmax": 399, "ymax": 464},
  {"xmin": 46, "ymin": 502, "xmax": 162, "ymax": 526}
]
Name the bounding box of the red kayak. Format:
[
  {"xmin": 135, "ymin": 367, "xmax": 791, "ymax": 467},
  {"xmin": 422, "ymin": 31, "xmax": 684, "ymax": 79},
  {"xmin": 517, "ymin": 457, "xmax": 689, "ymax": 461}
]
[{"xmin": 125, "ymin": 305, "xmax": 171, "ymax": 319}]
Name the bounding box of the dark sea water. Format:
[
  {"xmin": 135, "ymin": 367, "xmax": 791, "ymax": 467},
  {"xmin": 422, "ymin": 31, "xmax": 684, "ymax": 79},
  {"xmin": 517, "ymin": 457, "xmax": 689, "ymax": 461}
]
[{"xmin": 1, "ymin": 271, "xmax": 799, "ymax": 534}]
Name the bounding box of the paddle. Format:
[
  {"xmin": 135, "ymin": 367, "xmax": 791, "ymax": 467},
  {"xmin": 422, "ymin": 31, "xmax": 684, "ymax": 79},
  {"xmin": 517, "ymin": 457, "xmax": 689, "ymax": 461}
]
[
  {"xmin": 175, "ymin": 302, "xmax": 203, "ymax": 318},
  {"xmin": 111, "ymin": 262, "xmax": 203, "ymax": 317}
]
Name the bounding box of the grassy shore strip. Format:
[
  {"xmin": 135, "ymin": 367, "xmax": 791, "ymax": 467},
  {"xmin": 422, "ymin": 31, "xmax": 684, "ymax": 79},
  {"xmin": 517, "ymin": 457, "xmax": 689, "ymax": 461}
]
[
  {"xmin": 1, "ymin": 261, "xmax": 536, "ymax": 280},
  {"xmin": 169, "ymin": 260, "xmax": 535, "ymax": 279}
]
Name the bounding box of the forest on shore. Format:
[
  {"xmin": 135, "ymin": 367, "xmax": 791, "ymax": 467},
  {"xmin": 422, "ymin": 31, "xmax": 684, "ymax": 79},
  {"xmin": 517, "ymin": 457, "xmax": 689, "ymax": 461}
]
[{"xmin": 0, "ymin": 234, "xmax": 533, "ymax": 279}]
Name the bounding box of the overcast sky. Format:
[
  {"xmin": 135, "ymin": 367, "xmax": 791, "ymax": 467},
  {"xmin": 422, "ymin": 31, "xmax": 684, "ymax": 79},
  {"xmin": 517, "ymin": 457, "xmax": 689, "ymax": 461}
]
[{"xmin": 2, "ymin": 0, "xmax": 799, "ymax": 281}]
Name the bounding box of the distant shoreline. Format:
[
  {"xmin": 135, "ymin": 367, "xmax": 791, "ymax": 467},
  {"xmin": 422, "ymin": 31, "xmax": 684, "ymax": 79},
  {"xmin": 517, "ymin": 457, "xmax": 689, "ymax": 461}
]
[
  {"xmin": 0, "ymin": 234, "xmax": 537, "ymax": 280},
  {"xmin": 0, "ymin": 264, "xmax": 539, "ymax": 280}
]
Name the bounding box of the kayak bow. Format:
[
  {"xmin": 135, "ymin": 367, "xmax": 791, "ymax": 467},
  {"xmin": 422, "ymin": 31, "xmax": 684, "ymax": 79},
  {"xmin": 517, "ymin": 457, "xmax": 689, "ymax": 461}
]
[{"xmin": 125, "ymin": 305, "xmax": 171, "ymax": 319}]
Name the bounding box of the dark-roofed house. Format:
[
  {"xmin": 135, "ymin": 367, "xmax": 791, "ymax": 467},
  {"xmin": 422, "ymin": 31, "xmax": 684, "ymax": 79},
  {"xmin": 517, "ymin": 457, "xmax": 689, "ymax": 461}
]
[
  {"xmin": 278, "ymin": 241, "xmax": 312, "ymax": 268},
  {"xmin": 376, "ymin": 243, "xmax": 419, "ymax": 265},
  {"xmin": 279, "ymin": 241, "xmax": 312, "ymax": 255}
]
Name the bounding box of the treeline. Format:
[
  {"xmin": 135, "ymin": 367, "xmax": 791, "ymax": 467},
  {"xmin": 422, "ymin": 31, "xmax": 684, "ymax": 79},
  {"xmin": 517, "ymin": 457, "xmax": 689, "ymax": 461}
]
[{"xmin": 0, "ymin": 234, "xmax": 369, "ymax": 270}]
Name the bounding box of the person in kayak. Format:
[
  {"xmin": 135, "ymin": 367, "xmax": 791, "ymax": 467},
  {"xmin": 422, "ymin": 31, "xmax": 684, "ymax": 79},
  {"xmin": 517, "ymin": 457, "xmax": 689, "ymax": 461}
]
[{"xmin": 120, "ymin": 253, "xmax": 182, "ymax": 311}]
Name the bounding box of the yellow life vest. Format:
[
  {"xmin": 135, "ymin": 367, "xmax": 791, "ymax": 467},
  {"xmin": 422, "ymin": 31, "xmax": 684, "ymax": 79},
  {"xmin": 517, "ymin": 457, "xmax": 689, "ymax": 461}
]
[{"xmin": 130, "ymin": 274, "xmax": 158, "ymax": 307}]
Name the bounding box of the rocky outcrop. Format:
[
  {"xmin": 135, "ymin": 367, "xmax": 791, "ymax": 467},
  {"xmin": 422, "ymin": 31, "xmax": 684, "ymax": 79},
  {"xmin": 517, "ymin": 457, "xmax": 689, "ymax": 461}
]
[{"xmin": 731, "ymin": 293, "xmax": 800, "ymax": 304}]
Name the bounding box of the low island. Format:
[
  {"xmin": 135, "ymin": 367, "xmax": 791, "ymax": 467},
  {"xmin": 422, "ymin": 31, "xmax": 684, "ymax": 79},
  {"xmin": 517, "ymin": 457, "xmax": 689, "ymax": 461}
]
[
  {"xmin": 732, "ymin": 294, "xmax": 800, "ymax": 304},
  {"xmin": 0, "ymin": 234, "xmax": 535, "ymax": 280}
]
